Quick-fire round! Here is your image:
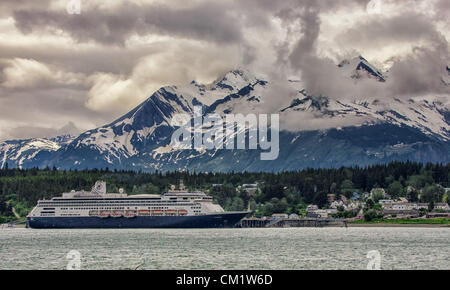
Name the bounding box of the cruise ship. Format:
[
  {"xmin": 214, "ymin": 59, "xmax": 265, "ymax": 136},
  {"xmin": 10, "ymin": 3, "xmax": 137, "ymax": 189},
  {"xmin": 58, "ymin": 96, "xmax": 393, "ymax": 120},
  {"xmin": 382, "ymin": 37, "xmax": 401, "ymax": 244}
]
[{"xmin": 27, "ymin": 181, "xmax": 249, "ymax": 229}]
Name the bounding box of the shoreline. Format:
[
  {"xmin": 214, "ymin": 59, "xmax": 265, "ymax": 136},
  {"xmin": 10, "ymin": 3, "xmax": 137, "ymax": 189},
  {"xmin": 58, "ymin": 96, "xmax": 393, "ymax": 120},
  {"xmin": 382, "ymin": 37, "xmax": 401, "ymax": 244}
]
[
  {"xmin": 347, "ymin": 223, "xmax": 450, "ymax": 228},
  {"xmin": 4, "ymin": 224, "xmax": 450, "ymax": 229}
]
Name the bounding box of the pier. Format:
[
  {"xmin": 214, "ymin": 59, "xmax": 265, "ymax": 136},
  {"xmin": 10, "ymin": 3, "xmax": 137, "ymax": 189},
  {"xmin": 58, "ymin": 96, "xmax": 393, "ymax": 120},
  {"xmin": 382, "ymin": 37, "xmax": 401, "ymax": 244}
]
[
  {"xmin": 239, "ymin": 217, "xmax": 270, "ymax": 228},
  {"xmin": 239, "ymin": 217, "xmax": 347, "ymax": 228}
]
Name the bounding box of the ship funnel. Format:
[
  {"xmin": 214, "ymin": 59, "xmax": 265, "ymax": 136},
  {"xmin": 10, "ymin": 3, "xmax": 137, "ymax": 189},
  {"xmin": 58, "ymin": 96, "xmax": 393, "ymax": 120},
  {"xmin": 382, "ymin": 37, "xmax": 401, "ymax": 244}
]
[{"xmin": 91, "ymin": 181, "xmax": 107, "ymax": 195}]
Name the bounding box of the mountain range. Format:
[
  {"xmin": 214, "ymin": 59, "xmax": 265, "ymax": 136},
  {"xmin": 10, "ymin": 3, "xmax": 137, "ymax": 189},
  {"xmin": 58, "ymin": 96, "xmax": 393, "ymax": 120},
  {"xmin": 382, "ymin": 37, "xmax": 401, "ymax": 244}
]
[{"xmin": 1, "ymin": 56, "xmax": 449, "ymax": 172}]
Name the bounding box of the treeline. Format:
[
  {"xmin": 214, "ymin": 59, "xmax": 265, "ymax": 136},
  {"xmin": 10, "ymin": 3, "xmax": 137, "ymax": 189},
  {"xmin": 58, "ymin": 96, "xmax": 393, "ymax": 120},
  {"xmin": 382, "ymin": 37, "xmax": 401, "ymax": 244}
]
[{"xmin": 0, "ymin": 161, "xmax": 449, "ymax": 222}]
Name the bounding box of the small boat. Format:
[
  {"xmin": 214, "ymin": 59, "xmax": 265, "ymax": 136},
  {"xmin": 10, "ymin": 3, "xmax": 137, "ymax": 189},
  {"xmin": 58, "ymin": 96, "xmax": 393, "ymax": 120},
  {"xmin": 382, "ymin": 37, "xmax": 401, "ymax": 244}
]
[{"xmin": 178, "ymin": 209, "xmax": 188, "ymax": 216}]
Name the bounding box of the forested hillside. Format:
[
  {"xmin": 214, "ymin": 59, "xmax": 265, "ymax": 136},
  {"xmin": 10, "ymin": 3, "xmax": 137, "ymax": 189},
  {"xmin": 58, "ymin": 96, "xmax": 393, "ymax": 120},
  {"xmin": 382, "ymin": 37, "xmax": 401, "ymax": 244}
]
[{"xmin": 1, "ymin": 161, "xmax": 449, "ymax": 222}]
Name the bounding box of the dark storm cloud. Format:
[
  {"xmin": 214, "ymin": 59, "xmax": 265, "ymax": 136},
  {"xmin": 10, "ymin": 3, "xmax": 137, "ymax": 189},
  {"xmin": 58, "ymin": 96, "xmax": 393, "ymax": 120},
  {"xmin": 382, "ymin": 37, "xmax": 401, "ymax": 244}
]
[
  {"xmin": 336, "ymin": 13, "xmax": 445, "ymax": 49},
  {"xmin": 275, "ymin": 0, "xmax": 357, "ymax": 97},
  {"xmin": 388, "ymin": 46, "xmax": 450, "ymax": 96},
  {"xmin": 435, "ymin": 0, "xmax": 450, "ymax": 21},
  {"xmin": 0, "ymin": 41, "xmax": 164, "ymax": 76},
  {"xmin": 0, "ymin": 0, "xmax": 52, "ymax": 17},
  {"xmin": 0, "ymin": 86, "xmax": 112, "ymax": 139},
  {"xmin": 2, "ymin": 121, "xmax": 81, "ymax": 140},
  {"xmin": 13, "ymin": 2, "xmax": 244, "ymax": 46}
]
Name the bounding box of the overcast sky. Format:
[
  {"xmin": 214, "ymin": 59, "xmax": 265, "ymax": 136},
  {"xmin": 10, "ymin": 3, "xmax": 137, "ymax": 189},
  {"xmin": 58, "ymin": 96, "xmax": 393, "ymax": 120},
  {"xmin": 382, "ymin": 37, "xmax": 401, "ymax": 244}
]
[{"xmin": 0, "ymin": 0, "xmax": 449, "ymax": 140}]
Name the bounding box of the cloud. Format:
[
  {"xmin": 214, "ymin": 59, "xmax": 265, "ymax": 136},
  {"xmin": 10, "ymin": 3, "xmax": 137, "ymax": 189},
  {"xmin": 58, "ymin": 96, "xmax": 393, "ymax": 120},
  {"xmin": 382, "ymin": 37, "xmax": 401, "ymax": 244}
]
[
  {"xmin": 0, "ymin": 0, "xmax": 448, "ymax": 141},
  {"xmin": 0, "ymin": 58, "xmax": 84, "ymax": 89},
  {"xmin": 387, "ymin": 46, "xmax": 450, "ymax": 96},
  {"xmin": 338, "ymin": 13, "xmax": 441, "ymax": 45},
  {"xmin": 0, "ymin": 86, "xmax": 109, "ymax": 141},
  {"xmin": 12, "ymin": 1, "xmax": 244, "ymax": 46},
  {"xmin": 86, "ymin": 73, "xmax": 138, "ymax": 112},
  {"xmin": 1, "ymin": 121, "xmax": 81, "ymax": 140},
  {"xmin": 281, "ymin": 110, "xmax": 374, "ymax": 132},
  {"xmin": 277, "ymin": 1, "xmax": 450, "ymax": 101},
  {"xmin": 86, "ymin": 41, "xmax": 239, "ymax": 113},
  {"xmin": 0, "ymin": 0, "xmax": 52, "ymax": 17}
]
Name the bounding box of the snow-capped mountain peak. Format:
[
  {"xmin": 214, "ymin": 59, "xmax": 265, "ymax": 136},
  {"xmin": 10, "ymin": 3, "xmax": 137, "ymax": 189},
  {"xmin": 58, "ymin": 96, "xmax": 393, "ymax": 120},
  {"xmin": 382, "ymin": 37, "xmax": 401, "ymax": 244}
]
[
  {"xmin": 0, "ymin": 65, "xmax": 448, "ymax": 171},
  {"xmin": 338, "ymin": 55, "xmax": 386, "ymax": 82},
  {"xmin": 212, "ymin": 68, "xmax": 259, "ymax": 90}
]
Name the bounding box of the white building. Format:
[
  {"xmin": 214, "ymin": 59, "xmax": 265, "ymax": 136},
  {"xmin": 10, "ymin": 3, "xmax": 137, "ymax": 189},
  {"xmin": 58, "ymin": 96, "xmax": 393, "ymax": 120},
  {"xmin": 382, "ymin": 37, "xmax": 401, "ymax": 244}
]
[
  {"xmin": 307, "ymin": 209, "xmax": 329, "ymax": 219},
  {"xmin": 330, "ymin": 200, "xmax": 345, "ymax": 209},
  {"xmin": 384, "ymin": 203, "xmax": 416, "ymax": 211},
  {"xmin": 434, "ymin": 203, "xmax": 450, "ymax": 210},
  {"xmin": 272, "ymin": 213, "xmax": 289, "ymax": 219},
  {"xmin": 306, "ymin": 205, "xmax": 319, "ymax": 212},
  {"xmin": 379, "ymin": 199, "xmax": 395, "ymax": 205},
  {"xmin": 397, "ymin": 197, "xmax": 409, "ymax": 204}
]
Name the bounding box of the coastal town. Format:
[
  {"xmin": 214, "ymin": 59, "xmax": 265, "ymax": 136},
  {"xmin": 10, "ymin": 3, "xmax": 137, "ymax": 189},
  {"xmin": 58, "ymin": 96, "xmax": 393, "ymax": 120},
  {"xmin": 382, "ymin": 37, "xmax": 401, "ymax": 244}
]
[{"xmin": 236, "ymin": 183, "xmax": 450, "ymax": 227}]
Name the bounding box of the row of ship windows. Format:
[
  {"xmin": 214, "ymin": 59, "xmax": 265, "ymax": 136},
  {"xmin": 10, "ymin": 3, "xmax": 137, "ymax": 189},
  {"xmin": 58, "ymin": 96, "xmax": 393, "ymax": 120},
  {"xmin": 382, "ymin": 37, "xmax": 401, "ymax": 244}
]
[
  {"xmin": 41, "ymin": 203, "xmax": 155, "ymax": 205},
  {"xmin": 42, "ymin": 213, "xmax": 204, "ymax": 216},
  {"xmin": 58, "ymin": 207, "xmax": 169, "ymax": 210},
  {"xmin": 42, "ymin": 199, "xmax": 207, "ymax": 204},
  {"xmin": 52, "ymin": 206, "xmax": 202, "ymax": 210},
  {"xmin": 39, "ymin": 203, "xmax": 195, "ymax": 207}
]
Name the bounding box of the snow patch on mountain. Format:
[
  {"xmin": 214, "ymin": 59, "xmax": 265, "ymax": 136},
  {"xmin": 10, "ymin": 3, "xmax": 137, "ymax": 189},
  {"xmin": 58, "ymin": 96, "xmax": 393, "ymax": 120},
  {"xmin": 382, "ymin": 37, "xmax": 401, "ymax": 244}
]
[
  {"xmin": 1, "ymin": 144, "xmax": 10, "ymax": 169},
  {"xmin": 0, "ymin": 135, "xmax": 75, "ymax": 168}
]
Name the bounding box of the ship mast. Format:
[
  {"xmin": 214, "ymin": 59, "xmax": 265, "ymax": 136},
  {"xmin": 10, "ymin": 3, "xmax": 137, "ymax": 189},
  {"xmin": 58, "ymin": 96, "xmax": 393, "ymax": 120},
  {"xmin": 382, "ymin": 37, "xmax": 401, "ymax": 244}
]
[{"xmin": 179, "ymin": 179, "xmax": 185, "ymax": 191}]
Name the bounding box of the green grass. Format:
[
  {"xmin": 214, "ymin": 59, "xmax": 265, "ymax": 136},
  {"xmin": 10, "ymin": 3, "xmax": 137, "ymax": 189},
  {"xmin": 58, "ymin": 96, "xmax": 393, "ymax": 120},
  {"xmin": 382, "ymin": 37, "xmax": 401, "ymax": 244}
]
[{"xmin": 350, "ymin": 218, "xmax": 450, "ymax": 224}]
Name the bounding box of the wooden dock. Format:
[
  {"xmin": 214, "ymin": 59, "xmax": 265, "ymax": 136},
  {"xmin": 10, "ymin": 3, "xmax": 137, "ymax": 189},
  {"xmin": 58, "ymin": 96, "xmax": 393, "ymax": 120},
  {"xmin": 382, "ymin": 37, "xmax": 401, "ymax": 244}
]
[
  {"xmin": 239, "ymin": 217, "xmax": 270, "ymax": 228},
  {"xmin": 239, "ymin": 217, "xmax": 347, "ymax": 228}
]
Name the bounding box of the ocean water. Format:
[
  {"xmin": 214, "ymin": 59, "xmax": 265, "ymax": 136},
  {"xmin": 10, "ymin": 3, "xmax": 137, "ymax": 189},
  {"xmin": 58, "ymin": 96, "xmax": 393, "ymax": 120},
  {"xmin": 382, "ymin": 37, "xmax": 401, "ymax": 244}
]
[{"xmin": 0, "ymin": 227, "xmax": 448, "ymax": 270}]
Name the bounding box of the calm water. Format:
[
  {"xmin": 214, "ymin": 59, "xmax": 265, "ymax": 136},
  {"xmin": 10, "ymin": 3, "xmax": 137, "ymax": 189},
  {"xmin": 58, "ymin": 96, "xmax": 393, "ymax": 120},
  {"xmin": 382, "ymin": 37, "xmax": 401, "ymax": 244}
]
[{"xmin": 0, "ymin": 227, "xmax": 448, "ymax": 270}]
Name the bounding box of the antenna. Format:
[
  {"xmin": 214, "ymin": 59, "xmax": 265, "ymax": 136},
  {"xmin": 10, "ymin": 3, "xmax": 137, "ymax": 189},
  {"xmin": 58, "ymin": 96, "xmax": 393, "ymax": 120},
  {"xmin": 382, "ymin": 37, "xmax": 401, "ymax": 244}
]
[{"xmin": 179, "ymin": 179, "xmax": 185, "ymax": 191}]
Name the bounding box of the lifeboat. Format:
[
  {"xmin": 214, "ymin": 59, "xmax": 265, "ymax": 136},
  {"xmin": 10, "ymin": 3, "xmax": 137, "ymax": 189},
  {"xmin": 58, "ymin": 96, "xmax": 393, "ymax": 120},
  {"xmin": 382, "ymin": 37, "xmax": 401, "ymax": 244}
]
[
  {"xmin": 152, "ymin": 210, "xmax": 164, "ymax": 216},
  {"xmin": 138, "ymin": 210, "xmax": 150, "ymax": 216},
  {"xmin": 178, "ymin": 209, "xmax": 188, "ymax": 216},
  {"xmin": 165, "ymin": 209, "xmax": 177, "ymax": 215},
  {"xmin": 99, "ymin": 211, "xmax": 110, "ymax": 218},
  {"xmin": 110, "ymin": 210, "xmax": 124, "ymax": 218},
  {"xmin": 125, "ymin": 210, "xmax": 137, "ymax": 218}
]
